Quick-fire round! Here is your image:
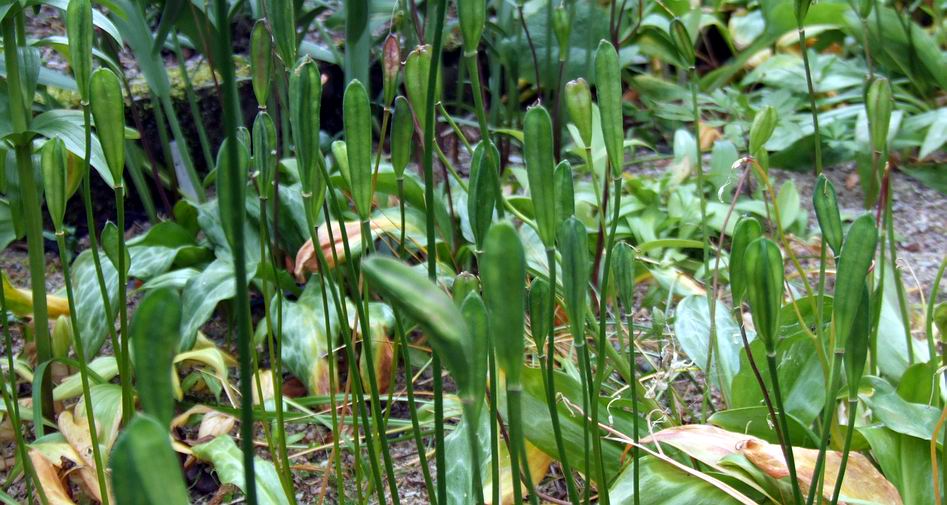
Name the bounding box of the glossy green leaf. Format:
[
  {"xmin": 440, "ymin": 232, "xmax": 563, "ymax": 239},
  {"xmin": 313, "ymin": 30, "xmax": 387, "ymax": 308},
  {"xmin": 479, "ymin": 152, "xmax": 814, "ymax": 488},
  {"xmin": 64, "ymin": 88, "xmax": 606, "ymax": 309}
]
[
  {"xmin": 610, "ymin": 455, "xmax": 744, "ymax": 504},
  {"xmin": 558, "ymin": 217, "xmax": 589, "ymax": 344},
  {"xmin": 813, "ymin": 175, "xmax": 843, "ymax": 257},
  {"xmin": 41, "ymin": 138, "xmax": 68, "ymax": 231},
  {"xmin": 390, "ymin": 96, "xmax": 413, "ymax": 177},
  {"xmin": 101, "ymin": 221, "xmax": 131, "ymax": 277},
  {"xmin": 250, "ymin": 20, "xmax": 273, "ymax": 106},
  {"xmin": 90, "ymin": 68, "xmax": 125, "ymax": 184},
  {"xmin": 66, "ymin": 0, "xmax": 93, "ymax": 99},
  {"xmin": 131, "ymin": 287, "xmax": 182, "ymax": 427},
  {"xmin": 72, "ymin": 250, "xmax": 118, "ymax": 357},
  {"xmin": 675, "ymin": 296, "xmax": 750, "ymax": 402},
  {"xmin": 859, "ymin": 425, "xmax": 935, "ymax": 505},
  {"xmin": 110, "ymin": 415, "xmax": 191, "ymax": 505},
  {"xmin": 523, "ymin": 106, "xmax": 557, "ymax": 247},
  {"xmin": 729, "ymin": 217, "xmax": 762, "ymax": 305},
  {"xmin": 192, "ymin": 435, "xmax": 290, "ymax": 505},
  {"xmin": 481, "ymin": 221, "xmax": 526, "ymax": 384},
  {"xmin": 343, "ymin": 79, "xmax": 373, "ymax": 219},
  {"xmin": 266, "ymin": 0, "xmax": 296, "ymax": 65},
  {"xmin": 833, "ymin": 214, "xmax": 877, "ymax": 350},
  {"xmin": 468, "ymin": 140, "xmax": 499, "ymax": 250},
  {"xmin": 743, "ymin": 238, "xmax": 783, "ymax": 349},
  {"xmin": 564, "ymin": 78, "xmax": 593, "ymax": 148}
]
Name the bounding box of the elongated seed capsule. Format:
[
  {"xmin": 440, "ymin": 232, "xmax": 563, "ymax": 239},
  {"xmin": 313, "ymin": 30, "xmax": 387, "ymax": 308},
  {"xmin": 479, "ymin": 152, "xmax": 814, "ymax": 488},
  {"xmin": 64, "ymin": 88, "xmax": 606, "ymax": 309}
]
[
  {"xmin": 131, "ymin": 287, "xmax": 183, "ymax": 428},
  {"xmin": 266, "ymin": 0, "xmax": 296, "ymax": 65},
  {"xmin": 595, "ymin": 40, "xmax": 624, "ymax": 176},
  {"xmin": 215, "ymin": 138, "xmax": 250, "ymax": 249},
  {"xmin": 331, "ymin": 140, "xmax": 349, "ymax": 182},
  {"xmin": 528, "ymin": 277, "xmax": 551, "ymax": 351},
  {"xmin": 460, "ymin": 291, "xmax": 489, "ymax": 418},
  {"xmin": 289, "ymin": 57, "xmax": 322, "ymax": 192},
  {"xmin": 813, "ymin": 175, "xmax": 843, "ymax": 257},
  {"xmin": 553, "ymin": 4, "xmax": 570, "ymax": 60},
  {"xmin": 866, "ymin": 77, "xmax": 892, "ymax": 155},
  {"xmin": 613, "ymin": 242, "xmax": 636, "ymax": 311},
  {"xmin": 41, "ymin": 139, "xmax": 69, "ymax": 232},
  {"xmin": 404, "ymin": 45, "xmax": 438, "ymax": 133},
  {"xmin": 844, "ymin": 285, "xmax": 871, "ymax": 396},
  {"xmin": 744, "ymin": 237, "xmax": 784, "ymax": 350},
  {"xmin": 90, "ymin": 68, "xmax": 126, "ymax": 185},
  {"xmin": 252, "ymin": 111, "xmax": 277, "ymax": 199},
  {"xmin": 559, "ymin": 217, "xmax": 589, "ymax": 343},
  {"xmin": 458, "ymin": 0, "xmax": 486, "ymax": 56},
  {"xmin": 66, "ymin": 0, "xmax": 93, "ymax": 100},
  {"xmin": 51, "ymin": 315, "xmax": 72, "ymax": 358},
  {"xmin": 382, "ymin": 34, "xmax": 401, "ymax": 107},
  {"xmin": 524, "ymin": 106, "xmax": 557, "ymax": 248},
  {"xmin": 453, "ymin": 271, "xmax": 480, "ymax": 305},
  {"xmin": 669, "ymin": 18, "xmax": 695, "ymax": 68},
  {"xmin": 729, "ymin": 217, "xmax": 762, "ymax": 306},
  {"xmin": 748, "ymin": 106, "xmax": 777, "ymax": 158},
  {"xmin": 468, "ymin": 140, "xmax": 500, "ymax": 250},
  {"xmin": 344, "ymin": 80, "xmax": 374, "ymax": 220},
  {"xmin": 481, "ymin": 221, "xmax": 526, "ymax": 383},
  {"xmin": 833, "ymin": 214, "xmax": 878, "ymax": 350},
  {"xmin": 857, "ymin": 0, "xmax": 872, "ymax": 18},
  {"xmin": 250, "ymin": 20, "xmax": 273, "ymax": 106},
  {"xmin": 564, "ymin": 78, "xmax": 593, "ymax": 148},
  {"xmin": 554, "ymin": 160, "xmax": 575, "ymax": 225},
  {"xmin": 795, "ymin": 0, "xmax": 813, "ymax": 23},
  {"xmin": 390, "ymin": 96, "xmax": 413, "ymax": 178}
]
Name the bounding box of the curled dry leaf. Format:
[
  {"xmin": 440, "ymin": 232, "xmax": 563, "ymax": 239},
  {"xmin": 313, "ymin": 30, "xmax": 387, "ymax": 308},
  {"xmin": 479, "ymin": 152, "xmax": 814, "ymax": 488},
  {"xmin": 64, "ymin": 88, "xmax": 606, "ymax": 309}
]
[
  {"xmin": 641, "ymin": 424, "xmax": 903, "ymax": 505},
  {"xmin": 484, "ymin": 440, "xmax": 552, "ymax": 505},
  {"xmin": 2, "ymin": 271, "xmax": 70, "ymax": 318},
  {"xmin": 169, "ymin": 404, "xmax": 236, "ymax": 442},
  {"xmin": 29, "ymin": 448, "xmax": 76, "ymax": 505},
  {"xmin": 57, "ymin": 411, "xmax": 111, "ymax": 503},
  {"xmin": 294, "ymin": 219, "xmax": 396, "ymax": 281}
]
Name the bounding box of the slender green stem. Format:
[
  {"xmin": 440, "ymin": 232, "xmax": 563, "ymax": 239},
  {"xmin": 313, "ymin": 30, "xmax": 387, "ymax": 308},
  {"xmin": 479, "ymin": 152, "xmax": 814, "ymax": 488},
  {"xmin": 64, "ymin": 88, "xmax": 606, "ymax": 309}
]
[
  {"xmin": 806, "ymin": 352, "xmax": 841, "ymax": 505},
  {"xmin": 830, "ymin": 399, "xmax": 859, "ymax": 505},
  {"xmin": 463, "ymin": 402, "xmax": 486, "ymax": 505},
  {"xmin": 577, "ymin": 337, "xmax": 593, "ymax": 505},
  {"xmin": 545, "ymin": 248, "xmax": 580, "ymax": 505},
  {"xmin": 114, "ymin": 186, "xmax": 132, "ymax": 423},
  {"xmin": 506, "ymin": 387, "xmax": 526, "ymax": 505},
  {"xmin": 797, "ymin": 27, "xmax": 823, "ymax": 175},
  {"xmin": 488, "ymin": 318, "xmax": 501, "ymax": 505},
  {"xmin": 171, "ymin": 32, "xmax": 215, "ymax": 169},
  {"xmin": 766, "ymin": 351, "xmax": 803, "ymax": 505},
  {"xmin": 885, "ymin": 191, "xmax": 914, "ymax": 364},
  {"xmin": 56, "ymin": 232, "xmax": 111, "ymax": 505},
  {"xmin": 620, "ymin": 307, "xmax": 640, "ymax": 505}
]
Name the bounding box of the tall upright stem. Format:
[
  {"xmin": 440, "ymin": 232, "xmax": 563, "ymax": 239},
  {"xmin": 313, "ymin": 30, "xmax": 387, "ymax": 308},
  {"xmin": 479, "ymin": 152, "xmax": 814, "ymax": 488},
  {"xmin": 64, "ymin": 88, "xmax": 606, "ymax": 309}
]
[
  {"xmin": 797, "ymin": 28, "xmax": 823, "ymax": 175},
  {"xmin": 766, "ymin": 352, "xmax": 803, "ymax": 505},
  {"xmin": 114, "ymin": 186, "xmax": 132, "ymax": 423},
  {"xmin": 830, "ymin": 399, "xmax": 859, "ymax": 505}
]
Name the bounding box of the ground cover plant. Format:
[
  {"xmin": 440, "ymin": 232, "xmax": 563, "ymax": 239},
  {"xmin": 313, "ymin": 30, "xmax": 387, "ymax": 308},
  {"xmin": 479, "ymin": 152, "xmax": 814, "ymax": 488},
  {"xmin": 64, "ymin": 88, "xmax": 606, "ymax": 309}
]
[{"xmin": 1, "ymin": 0, "xmax": 947, "ymax": 503}]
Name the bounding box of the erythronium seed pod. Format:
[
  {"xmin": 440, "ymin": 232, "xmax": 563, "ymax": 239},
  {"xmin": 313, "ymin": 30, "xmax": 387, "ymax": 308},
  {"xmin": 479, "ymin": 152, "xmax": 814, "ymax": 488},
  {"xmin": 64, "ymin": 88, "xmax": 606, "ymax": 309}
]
[
  {"xmin": 813, "ymin": 175, "xmax": 843, "ymax": 257},
  {"xmin": 559, "ymin": 217, "xmax": 589, "ymax": 345},
  {"xmin": 528, "ymin": 277, "xmax": 551, "ymax": 351},
  {"xmin": 553, "ymin": 4, "xmax": 570, "ymax": 61},
  {"xmin": 595, "ymin": 40, "xmax": 624, "ymax": 176},
  {"xmin": 343, "ymin": 80, "xmax": 373, "ymax": 220},
  {"xmin": 289, "ymin": 57, "xmax": 322, "ymax": 191},
  {"xmin": 66, "ymin": 0, "xmax": 93, "ymax": 101},
  {"xmin": 744, "ymin": 237, "xmax": 784, "ymax": 351},
  {"xmin": 866, "ymin": 77, "xmax": 892, "ymax": 154},
  {"xmin": 833, "ymin": 214, "xmax": 878, "ymax": 350},
  {"xmin": 41, "ymin": 139, "xmax": 69, "ymax": 232},
  {"xmin": 101, "ymin": 222, "xmax": 130, "ymax": 276},
  {"xmin": 458, "ymin": 0, "xmax": 486, "ymax": 56},
  {"xmin": 613, "ymin": 242, "xmax": 636, "ymax": 311},
  {"xmin": 481, "ymin": 221, "xmax": 526, "ymax": 383},
  {"xmin": 453, "ymin": 271, "xmax": 480, "ymax": 305},
  {"xmin": 748, "ymin": 106, "xmax": 777, "ymax": 157},
  {"xmin": 90, "ymin": 68, "xmax": 126, "ymax": 185},
  {"xmin": 468, "ymin": 140, "xmax": 499, "ymax": 250},
  {"xmin": 523, "ymin": 106, "xmax": 557, "ymax": 248},
  {"xmin": 52, "ymin": 315, "xmax": 72, "ymax": 358},
  {"xmin": 382, "ymin": 34, "xmax": 401, "ymax": 107},
  {"xmin": 331, "ymin": 140, "xmax": 349, "ymax": 181},
  {"xmin": 564, "ymin": 78, "xmax": 593, "ymax": 148},
  {"xmin": 250, "ymin": 20, "xmax": 273, "ymax": 106},
  {"xmin": 857, "ymin": 0, "xmax": 873, "ymax": 19},
  {"xmin": 845, "ymin": 284, "xmax": 871, "ymax": 396},
  {"xmin": 266, "ymin": 0, "xmax": 296, "ymax": 65},
  {"xmin": 361, "ymin": 256, "xmax": 474, "ymax": 399},
  {"xmin": 215, "ymin": 138, "xmax": 250, "ymax": 249},
  {"xmin": 795, "ymin": 0, "xmax": 812, "ymax": 24},
  {"xmin": 131, "ymin": 287, "xmax": 183, "ymax": 428},
  {"xmin": 669, "ymin": 18, "xmax": 695, "ymax": 68},
  {"xmin": 252, "ymin": 111, "xmax": 277, "ymax": 199},
  {"xmin": 729, "ymin": 217, "xmax": 762, "ymax": 306},
  {"xmin": 390, "ymin": 96, "xmax": 413, "ymax": 178},
  {"xmin": 404, "ymin": 45, "xmax": 439, "ymax": 132},
  {"xmin": 460, "ymin": 291, "xmax": 489, "ymax": 418},
  {"xmin": 555, "ymin": 160, "xmax": 575, "ymax": 225}
]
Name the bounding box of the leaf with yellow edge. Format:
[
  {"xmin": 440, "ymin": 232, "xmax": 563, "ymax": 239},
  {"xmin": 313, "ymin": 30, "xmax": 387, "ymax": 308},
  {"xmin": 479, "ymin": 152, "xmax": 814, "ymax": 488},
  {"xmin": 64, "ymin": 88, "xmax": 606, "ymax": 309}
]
[
  {"xmin": 2, "ymin": 271, "xmax": 69, "ymax": 318},
  {"xmin": 29, "ymin": 446, "xmax": 77, "ymax": 505},
  {"xmin": 293, "ymin": 218, "xmax": 399, "ymax": 280}
]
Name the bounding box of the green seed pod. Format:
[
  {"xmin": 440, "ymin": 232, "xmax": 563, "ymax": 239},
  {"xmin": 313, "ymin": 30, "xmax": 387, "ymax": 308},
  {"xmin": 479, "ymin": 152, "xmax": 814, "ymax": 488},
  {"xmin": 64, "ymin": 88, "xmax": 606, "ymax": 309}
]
[
  {"xmin": 554, "ymin": 160, "xmax": 575, "ymax": 225},
  {"xmin": 866, "ymin": 77, "xmax": 892, "ymax": 155},
  {"xmin": 833, "ymin": 214, "xmax": 878, "ymax": 350},
  {"xmin": 748, "ymin": 106, "xmax": 777, "ymax": 157},
  {"xmin": 933, "ymin": 302, "xmax": 947, "ymax": 337},
  {"xmin": 564, "ymin": 78, "xmax": 593, "ymax": 148},
  {"xmin": 382, "ymin": 34, "xmax": 401, "ymax": 107},
  {"xmin": 460, "ymin": 291, "xmax": 489, "ymax": 416},
  {"xmin": 453, "ymin": 271, "xmax": 480, "ymax": 305},
  {"xmin": 844, "ymin": 284, "xmax": 871, "ymax": 397},
  {"xmin": 110, "ymin": 416, "xmax": 191, "ymax": 505},
  {"xmin": 524, "ymin": 106, "xmax": 557, "ymax": 248},
  {"xmin": 729, "ymin": 217, "xmax": 762, "ymax": 306},
  {"xmin": 795, "ymin": 0, "xmax": 812, "ymax": 23},
  {"xmin": 613, "ymin": 242, "xmax": 636, "ymax": 311},
  {"xmin": 250, "ymin": 20, "xmax": 273, "ymax": 106},
  {"xmin": 101, "ymin": 221, "xmax": 131, "ymax": 276},
  {"xmin": 362, "ymin": 256, "xmax": 472, "ymax": 398},
  {"xmin": 528, "ymin": 277, "xmax": 551, "ymax": 351},
  {"xmin": 558, "ymin": 217, "xmax": 589, "ymax": 345},
  {"xmin": 66, "ymin": 0, "xmax": 93, "ymax": 100},
  {"xmin": 331, "ymin": 140, "xmax": 349, "ymax": 181},
  {"xmin": 468, "ymin": 140, "xmax": 500, "ymax": 250},
  {"xmin": 131, "ymin": 287, "xmax": 183, "ymax": 428},
  {"xmin": 252, "ymin": 111, "xmax": 277, "ymax": 199},
  {"xmin": 481, "ymin": 221, "xmax": 526, "ymax": 384},
  {"xmin": 594, "ymin": 40, "xmax": 624, "ymax": 176},
  {"xmin": 343, "ymin": 80, "xmax": 373, "ymax": 220},
  {"xmin": 744, "ymin": 238, "xmax": 784, "ymax": 350},
  {"xmin": 41, "ymin": 139, "xmax": 69, "ymax": 232},
  {"xmin": 90, "ymin": 68, "xmax": 126, "ymax": 185},
  {"xmin": 215, "ymin": 138, "xmax": 250, "ymax": 249},
  {"xmin": 857, "ymin": 0, "xmax": 873, "ymax": 19},
  {"xmin": 404, "ymin": 45, "xmax": 439, "ymax": 133},
  {"xmin": 669, "ymin": 18, "xmax": 695, "ymax": 68},
  {"xmin": 289, "ymin": 57, "xmax": 322, "ymax": 191},
  {"xmin": 813, "ymin": 175, "xmax": 843, "ymax": 257},
  {"xmin": 458, "ymin": 0, "xmax": 486, "ymax": 56},
  {"xmin": 553, "ymin": 4, "xmax": 571, "ymax": 61},
  {"xmin": 390, "ymin": 96, "xmax": 414, "ymax": 178},
  {"xmin": 266, "ymin": 0, "xmax": 296, "ymax": 65},
  {"xmin": 52, "ymin": 315, "xmax": 73, "ymax": 358}
]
